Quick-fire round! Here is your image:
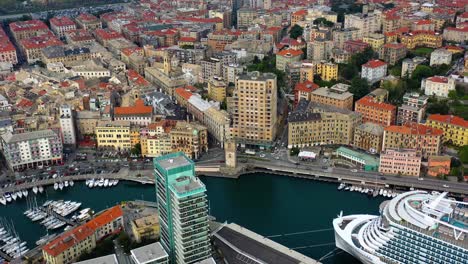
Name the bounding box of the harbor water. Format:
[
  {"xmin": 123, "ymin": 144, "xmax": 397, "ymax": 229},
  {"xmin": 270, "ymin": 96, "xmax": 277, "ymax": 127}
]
[{"xmin": 0, "ymin": 173, "xmax": 386, "ymax": 263}]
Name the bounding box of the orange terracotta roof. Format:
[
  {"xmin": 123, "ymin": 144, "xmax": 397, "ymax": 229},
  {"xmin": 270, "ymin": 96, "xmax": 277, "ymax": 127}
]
[
  {"xmin": 428, "ymin": 114, "xmax": 468, "ymax": 128},
  {"xmin": 42, "ymin": 226, "xmax": 95, "ymax": 257},
  {"xmin": 179, "ymin": 36, "xmax": 196, "ymax": 42},
  {"xmin": 127, "ymin": 69, "xmax": 150, "ymax": 86},
  {"xmin": 356, "ymin": 96, "xmax": 396, "ymax": 111},
  {"xmin": 175, "ymin": 87, "xmax": 193, "ymax": 100},
  {"xmin": 50, "ymin": 16, "xmax": 75, "ymax": 27},
  {"xmin": 414, "ymin": 19, "xmax": 432, "ymax": 25},
  {"xmin": 10, "ymin": 19, "xmax": 48, "ymax": 32},
  {"xmin": 295, "ymin": 80, "xmax": 319, "ymax": 93},
  {"xmin": 385, "ymin": 123, "xmax": 444, "ymax": 136},
  {"xmin": 276, "ymin": 48, "xmax": 303, "ymax": 57},
  {"xmin": 384, "ymin": 43, "xmax": 406, "ymax": 49},
  {"xmin": 114, "ymin": 99, "xmax": 152, "ymax": 116},
  {"xmin": 293, "ymin": 10, "xmax": 307, "ymax": 16},
  {"xmin": 426, "ymin": 76, "xmax": 449, "ymax": 83},
  {"xmin": 84, "ymin": 205, "xmax": 123, "ymax": 231},
  {"xmin": 121, "ymin": 46, "xmax": 143, "ymax": 57},
  {"xmin": 363, "ymin": 59, "xmax": 387, "ymax": 68}
]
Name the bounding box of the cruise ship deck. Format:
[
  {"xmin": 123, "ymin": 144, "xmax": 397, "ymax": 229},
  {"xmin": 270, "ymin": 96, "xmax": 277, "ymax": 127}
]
[{"xmin": 333, "ymin": 191, "xmax": 468, "ymax": 264}]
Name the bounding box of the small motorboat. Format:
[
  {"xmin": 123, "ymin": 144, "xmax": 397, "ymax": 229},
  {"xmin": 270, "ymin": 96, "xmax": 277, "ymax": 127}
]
[
  {"xmin": 38, "ymin": 186, "xmax": 44, "ymax": 193},
  {"xmin": 17, "ymin": 191, "xmax": 23, "ymax": 199},
  {"xmin": 12, "ymin": 192, "xmax": 17, "ymax": 200},
  {"xmin": 59, "ymin": 182, "xmax": 64, "ymax": 190},
  {"xmin": 64, "ymin": 181, "xmax": 69, "ymax": 188},
  {"xmin": 54, "ymin": 183, "xmax": 58, "ymax": 190},
  {"xmin": 22, "ymin": 190, "xmax": 28, "ymax": 197},
  {"xmin": 32, "ymin": 186, "xmax": 38, "ymax": 194},
  {"xmin": 0, "ymin": 197, "xmax": 6, "ymax": 205},
  {"xmin": 69, "ymin": 180, "xmax": 74, "ymax": 187}
]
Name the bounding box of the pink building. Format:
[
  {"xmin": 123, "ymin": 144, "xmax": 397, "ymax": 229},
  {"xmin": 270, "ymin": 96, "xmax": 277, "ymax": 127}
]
[{"xmin": 379, "ymin": 148, "xmax": 421, "ymax": 176}]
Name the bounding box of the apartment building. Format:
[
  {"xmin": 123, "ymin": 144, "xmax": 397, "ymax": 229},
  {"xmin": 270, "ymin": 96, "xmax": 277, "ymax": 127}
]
[
  {"xmin": 307, "ymin": 39, "xmax": 333, "ymax": 62},
  {"xmin": 154, "ymin": 153, "xmax": 211, "ymax": 264},
  {"xmin": 363, "ymin": 33, "xmax": 385, "ymax": 50},
  {"xmin": 131, "ymin": 215, "xmax": 160, "ymax": 243},
  {"xmin": 65, "ymin": 30, "xmax": 95, "ymax": 45},
  {"xmin": 207, "ymin": 76, "xmax": 227, "ymax": 102},
  {"xmin": 332, "ymin": 28, "xmax": 361, "ymax": 49},
  {"xmin": 379, "ymin": 43, "xmax": 407, "ymax": 65},
  {"xmin": 397, "ymin": 93, "xmax": 428, "ymax": 125},
  {"xmin": 230, "ymin": 71, "xmax": 277, "ymax": 147},
  {"xmin": 170, "ymin": 121, "xmax": 208, "ymax": 160},
  {"xmin": 50, "ymin": 17, "xmax": 76, "ymax": 38},
  {"xmin": 355, "ymin": 96, "xmax": 396, "ymax": 127},
  {"xmin": 400, "ymin": 31, "xmax": 443, "ymax": 49},
  {"xmin": 95, "ymin": 121, "xmax": 132, "ymax": 150},
  {"xmin": 114, "ymin": 99, "xmax": 153, "ymax": 126},
  {"xmin": 59, "ymin": 105, "xmax": 76, "ymax": 145},
  {"xmin": 200, "ymin": 58, "xmax": 222, "ymax": 82},
  {"xmin": 9, "ymin": 19, "xmax": 50, "ymax": 42},
  {"xmin": 41, "ymin": 45, "xmax": 92, "ymax": 66},
  {"xmin": 237, "ymin": 8, "xmax": 258, "ymax": 29},
  {"xmin": 276, "ymin": 49, "xmax": 303, "ymax": 71},
  {"xmin": 0, "ymin": 130, "xmax": 63, "ymax": 171},
  {"xmin": 379, "ymin": 148, "xmax": 421, "ymax": 176},
  {"xmin": 382, "ymin": 14, "xmax": 401, "ymax": 33},
  {"xmin": 353, "ymin": 122, "xmax": 384, "ymax": 154},
  {"xmin": 344, "ymin": 12, "xmax": 381, "ymax": 37},
  {"xmin": 293, "ymin": 80, "xmax": 319, "ymax": 107},
  {"xmin": 361, "ymin": 60, "xmax": 387, "ymax": 83},
  {"xmin": 0, "ymin": 28, "xmax": 18, "ymax": 65},
  {"xmin": 421, "ymin": 76, "xmax": 455, "ymax": 98},
  {"xmin": 443, "ymin": 27, "xmax": 468, "ymax": 43},
  {"xmin": 75, "ymin": 13, "xmax": 102, "ymax": 30},
  {"xmin": 401, "ymin": 57, "xmax": 425, "ymax": 77},
  {"xmin": 315, "ymin": 61, "xmax": 338, "ymax": 81},
  {"xmin": 309, "ymin": 83, "xmax": 353, "ymax": 110},
  {"xmin": 426, "ymin": 114, "xmax": 468, "ymax": 146},
  {"xmin": 288, "ymin": 100, "xmax": 361, "ymax": 148},
  {"xmin": 207, "ymin": 30, "xmax": 240, "ymax": 51},
  {"xmin": 19, "ymin": 34, "xmax": 63, "ymax": 63},
  {"xmin": 430, "ymin": 48, "xmax": 452, "ymax": 66},
  {"xmin": 76, "ymin": 111, "xmax": 101, "ymax": 139},
  {"xmin": 84, "ymin": 205, "xmax": 123, "ymax": 240},
  {"xmin": 427, "ymin": 156, "xmax": 451, "ymax": 177},
  {"xmin": 203, "ymin": 108, "xmax": 230, "ymax": 147},
  {"xmin": 223, "ymin": 63, "xmax": 243, "ymax": 84},
  {"xmin": 383, "ymin": 123, "xmax": 443, "ymax": 158}
]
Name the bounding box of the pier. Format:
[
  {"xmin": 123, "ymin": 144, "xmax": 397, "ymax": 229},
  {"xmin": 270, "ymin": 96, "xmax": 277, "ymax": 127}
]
[{"xmin": 0, "ymin": 169, "xmax": 155, "ymax": 197}]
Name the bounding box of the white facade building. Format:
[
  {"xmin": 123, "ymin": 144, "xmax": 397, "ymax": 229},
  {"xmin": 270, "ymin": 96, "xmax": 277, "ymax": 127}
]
[
  {"xmin": 361, "ymin": 60, "xmax": 387, "ymax": 83},
  {"xmin": 430, "ymin": 48, "xmax": 452, "ymax": 66},
  {"xmin": 344, "ymin": 11, "xmax": 382, "ymax": 37},
  {"xmin": 421, "ymin": 76, "xmax": 456, "ymax": 97},
  {"xmin": 59, "ymin": 105, "xmax": 76, "ymax": 145},
  {"xmin": 0, "ymin": 130, "xmax": 63, "ymax": 171}
]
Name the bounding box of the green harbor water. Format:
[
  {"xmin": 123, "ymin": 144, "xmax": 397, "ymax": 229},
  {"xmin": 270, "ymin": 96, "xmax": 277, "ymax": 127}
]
[{"xmin": 0, "ymin": 173, "xmax": 386, "ymax": 263}]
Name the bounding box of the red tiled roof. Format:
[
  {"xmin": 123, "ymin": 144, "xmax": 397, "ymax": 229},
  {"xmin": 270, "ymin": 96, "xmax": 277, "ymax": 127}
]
[
  {"xmin": 385, "ymin": 123, "xmax": 444, "ymax": 136},
  {"xmin": 50, "ymin": 16, "xmax": 75, "ymax": 27},
  {"xmin": 428, "ymin": 114, "xmax": 468, "ymax": 128},
  {"xmin": 0, "ymin": 41, "xmax": 16, "ymax": 53},
  {"xmin": 42, "ymin": 226, "xmax": 95, "ymax": 257},
  {"xmin": 414, "ymin": 19, "xmax": 432, "ymax": 25},
  {"xmin": 179, "ymin": 36, "xmax": 196, "ymax": 42},
  {"xmin": 114, "ymin": 99, "xmax": 152, "ymax": 115},
  {"xmin": 384, "ymin": 43, "xmax": 406, "ymax": 49},
  {"xmin": 121, "ymin": 46, "xmax": 142, "ymax": 57},
  {"xmin": 94, "ymin": 28, "xmax": 123, "ymax": 40},
  {"xmin": 445, "ymin": 45, "xmax": 464, "ymax": 52},
  {"xmin": 84, "ymin": 205, "xmax": 122, "ymax": 231},
  {"xmin": 356, "ymin": 96, "xmax": 396, "ymax": 111},
  {"xmin": 460, "ymin": 12, "xmax": 468, "ymax": 18},
  {"xmin": 175, "ymin": 87, "xmax": 193, "ymax": 100},
  {"xmin": 293, "ymin": 10, "xmax": 307, "ymax": 16},
  {"xmin": 20, "ymin": 34, "xmax": 63, "ymax": 50},
  {"xmin": 276, "ymin": 48, "xmax": 303, "ymax": 57},
  {"xmin": 363, "ymin": 59, "xmax": 387, "ymax": 68},
  {"xmin": 294, "ymin": 80, "xmax": 319, "ymax": 93},
  {"xmin": 127, "ymin": 69, "xmax": 150, "ymax": 86},
  {"xmin": 10, "ymin": 20, "xmax": 48, "ymax": 32},
  {"xmin": 17, "ymin": 98, "xmax": 33, "ymax": 107},
  {"xmin": 427, "ymin": 76, "xmax": 449, "ymax": 83},
  {"xmin": 66, "ymin": 29, "xmax": 94, "ymax": 42},
  {"xmin": 76, "ymin": 13, "xmax": 98, "ymax": 22}
]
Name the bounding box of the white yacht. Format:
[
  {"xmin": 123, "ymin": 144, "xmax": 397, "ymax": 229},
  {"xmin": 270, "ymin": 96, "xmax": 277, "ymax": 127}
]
[
  {"xmin": 0, "ymin": 197, "xmax": 6, "ymax": 205},
  {"xmin": 69, "ymin": 180, "xmax": 74, "ymax": 187},
  {"xmin": 64, "ymin": 181, "xmax": 69, "ymax": 188},
  {"xmin": 104, "ymin": 179, "xmax": 109, "ymax": 187},
  {"xmin": 54, "ymin": 183, "xmax": 58, "ymax": 190},
  {"xmin": 58, "ymin": 182, "xmax": 64, "ymax": 190},
  {"xmin": 22, "ymin": 190, "xmax": 28, "ymax": 197},
  {"xmin": 333, "ymin": 191, "xmax": 468, "ymax": 264},
  {"xmin": 98, "ymin": 179, "xmax": 104, "ymax": 187},
  {"xmin": 38, "ymin": 186, "xmax": 44, "ymax": 193},
  {"xmin": 32, "ymin": 186, "xmax": 38, "ymax": 194}
]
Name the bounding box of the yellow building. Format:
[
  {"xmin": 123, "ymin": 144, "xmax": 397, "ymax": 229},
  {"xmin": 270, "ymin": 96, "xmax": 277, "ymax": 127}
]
[
  {"xmin": 42, "ymin": 226, "xmax": 96, "ymax": 264},
  {"xmin": 208, "ymin": 76, "xmax": 227, "ymax": 102},
  {"xmin": 130, "ymin": 126, "xmax": 141, "ymax": 146},
  {"xmin": 315, "ymin": 61, "xmax": 338, "ymax": 81},
  {"xmin": 400, "ymin": 31, "xmax": 443, "ymax": 49},
  {"xmin": 288, "ymin": 100, "xmax": 361, "ymax": 148},
  {"xmin": 95, "ymin": 121, "xmax": 132, "ymax": 150},
  {"xmin": 131, "ymin": 215, "xmax": 160, "ymax": 243},
  {"xmin": 143, "ymin": 135, "xmax": 172, "ymax": 157},
  {"xmin": 231, "ymin": 72, "xmax": 277, "ymax": 146},
  {"xmin": 170, "ymin": 121, "xmax": 208, "ymax": 159},
  {"xmin": 426, "ymin": 114, "xmax": 468, "ymax": 146},
  {"xmin": 299, "ymin": 63, "xmax": 314, "ymax": 82},
  {"xmin": 363, "ymin": 33, "xmax": 385, "ymax": 50}
]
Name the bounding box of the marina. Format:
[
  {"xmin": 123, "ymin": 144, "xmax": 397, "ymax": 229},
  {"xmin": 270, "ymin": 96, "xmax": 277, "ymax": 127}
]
[{"xmin": 0, "ymin": 173, "xmax": 389, "ymax": 263}]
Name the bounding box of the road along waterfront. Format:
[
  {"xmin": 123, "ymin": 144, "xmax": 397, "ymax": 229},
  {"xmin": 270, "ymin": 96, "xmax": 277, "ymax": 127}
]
[{"xmin": 0, "ymin": 172, "xmax": 388, "ymax": 264}]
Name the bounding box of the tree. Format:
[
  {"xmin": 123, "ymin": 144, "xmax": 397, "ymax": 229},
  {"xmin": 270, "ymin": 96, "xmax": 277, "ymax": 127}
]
[
  {"xmin": 289, "ymin": 24, "xmax": 303, "ymax": 39},
  {"xmin": 350, "ymin": 47, "xmax": 377, "ymax": 67},
  {"xmin": 313, "ymin": 17, "xmax": 334, "ymax": 27},
  {"xmin": 389, "ymin": 65, "xmax": 402, "ymax": 77},
  {"xmin": 131, "ymin": 143, "xmax": 141, "ymax": 156},
  {"xmin": 459, "ymin": 145, "xmax": 468, "ymax": 164},
  {"xmin": 340, "ymin": 63, "xmax": 358, "ymax": 80},
  {"xmin": 253, "ymin": 55, "xmax": 260, "ymax": 64},
  {"xmin": 220, "ymin": 98, "xmax": 227, "ymax": 110},
  {"xmin": 301, "ymin": 47, "xmax": 308, "ymax": 59},
  {"xmin": 382, "ymin": 80, "xmax": 406, "ymax": 105},
  {"xmin": 426, "ymin": 97, "xmax": 450, "ymax": 115},
  {"xmin": 349, "ymin": 77, "xmax": 370, "ymax": 101},
  {"xmin": 290, "ymin": 147, "xmax": 300, "ymax": 156},
  {"xmin": 411, "ymin": 65, "xmax": 433, "ymax": 80}
]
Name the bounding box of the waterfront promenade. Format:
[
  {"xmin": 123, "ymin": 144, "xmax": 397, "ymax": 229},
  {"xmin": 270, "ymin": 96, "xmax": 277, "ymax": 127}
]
[{"xmin": 0, "ymin": 169, "xmax": 154, "ymax": 196}]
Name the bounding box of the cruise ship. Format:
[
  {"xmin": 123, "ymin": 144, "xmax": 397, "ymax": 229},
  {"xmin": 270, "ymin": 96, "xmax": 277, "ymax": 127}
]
[{"xmin": 333, "ymin": 191, "xmax": 468, "ymax": 264}]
